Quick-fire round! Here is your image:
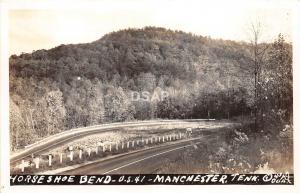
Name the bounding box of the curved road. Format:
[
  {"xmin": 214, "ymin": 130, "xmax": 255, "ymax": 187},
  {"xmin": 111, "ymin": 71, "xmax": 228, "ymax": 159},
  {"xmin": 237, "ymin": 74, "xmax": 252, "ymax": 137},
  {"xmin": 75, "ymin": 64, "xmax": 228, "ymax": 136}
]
[{"xmin": 10, "ymin": 119, "xmax": 217, "ymax": 165}]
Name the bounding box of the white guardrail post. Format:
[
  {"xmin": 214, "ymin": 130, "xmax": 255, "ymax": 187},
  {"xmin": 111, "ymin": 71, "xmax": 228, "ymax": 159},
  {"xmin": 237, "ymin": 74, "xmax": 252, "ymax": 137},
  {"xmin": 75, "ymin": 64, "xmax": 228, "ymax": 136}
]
[
  {"xmin": 48, "ymin": 155, "xmax": 52, "ymax": 166},
  {"xmin": 88, "ymin": 148, "xmax": 91, "ymax": 157},
  {"xmin": 69, "ymin": 151, "xmax": 73, "ymax": 161},
  {"xmin": 60, "ymin": 153, "xmax": 63, "ymax": 163},
  {"xmin": 21, "ymin": 160, "xmax": 25, "ymax": 172},
  {"xmin": 35, "ymin": 157, "xmax": 40, "ymax": 169},
  {"xmin": 79, "ymin": 149, "xmax": 82, "ymax": 159}
]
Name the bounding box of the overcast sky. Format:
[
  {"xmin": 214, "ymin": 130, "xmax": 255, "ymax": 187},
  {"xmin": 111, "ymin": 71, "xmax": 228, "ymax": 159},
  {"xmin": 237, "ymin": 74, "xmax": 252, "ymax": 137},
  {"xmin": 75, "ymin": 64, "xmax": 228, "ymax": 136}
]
[{"xmin": 9, "ymin": 0, "xmax": 293, "ymax": 55}]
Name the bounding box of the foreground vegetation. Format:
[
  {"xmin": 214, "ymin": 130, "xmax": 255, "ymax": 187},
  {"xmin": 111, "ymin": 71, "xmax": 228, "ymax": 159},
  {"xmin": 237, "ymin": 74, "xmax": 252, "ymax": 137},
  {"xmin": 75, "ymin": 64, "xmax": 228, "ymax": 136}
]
[{"xmin": 157, "ymin": 122, "xmax": 293, "ymax": 174}]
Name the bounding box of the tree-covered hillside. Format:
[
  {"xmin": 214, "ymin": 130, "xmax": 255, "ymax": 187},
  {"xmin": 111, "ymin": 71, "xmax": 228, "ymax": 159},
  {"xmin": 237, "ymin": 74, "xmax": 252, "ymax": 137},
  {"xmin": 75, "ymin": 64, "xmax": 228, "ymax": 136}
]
[{"xmin": 9, "ymin": 27, "xmax": 292, "ymax": 149}]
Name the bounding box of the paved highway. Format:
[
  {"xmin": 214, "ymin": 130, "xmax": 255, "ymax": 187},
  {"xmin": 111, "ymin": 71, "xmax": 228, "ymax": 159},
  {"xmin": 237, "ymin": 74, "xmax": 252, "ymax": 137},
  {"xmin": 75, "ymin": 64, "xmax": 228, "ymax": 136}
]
[
  {"xmin": 60, "ymin": 135, "xmax": 218, "ymax": 175},
  {"xmin": 10, "ymin": 119, "xmax": 217, "ymax": 165}
]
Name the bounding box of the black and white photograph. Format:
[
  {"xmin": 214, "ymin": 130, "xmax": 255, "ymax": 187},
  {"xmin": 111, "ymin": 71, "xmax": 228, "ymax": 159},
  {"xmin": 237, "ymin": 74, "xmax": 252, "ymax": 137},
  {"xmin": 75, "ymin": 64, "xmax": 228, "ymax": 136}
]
[{"xmin": 1, "ymin": 0, "xmax": 299, "ymax": 190}]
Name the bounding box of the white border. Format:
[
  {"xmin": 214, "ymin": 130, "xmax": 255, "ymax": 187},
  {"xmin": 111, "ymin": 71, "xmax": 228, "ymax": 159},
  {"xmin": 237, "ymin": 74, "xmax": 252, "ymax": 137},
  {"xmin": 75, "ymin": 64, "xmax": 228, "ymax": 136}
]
[
  {"xmin": 1, "ymin": 0, "xmax": 299, "ymax": 193},
  {"xmin": 0, "ymin": 1, "xmax": 10, "ymax": 191}
]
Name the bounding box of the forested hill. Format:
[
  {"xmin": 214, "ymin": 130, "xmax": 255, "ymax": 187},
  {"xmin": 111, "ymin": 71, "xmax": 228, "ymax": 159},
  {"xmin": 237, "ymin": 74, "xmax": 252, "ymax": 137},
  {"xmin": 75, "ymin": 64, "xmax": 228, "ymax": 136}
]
[
  {"xmin": 9, "ymin": 27, "xmax": 292, "ymax": 148},
  {"xmin": 11, "ymin": 27, "xmax": 252, "ymax": 84}
]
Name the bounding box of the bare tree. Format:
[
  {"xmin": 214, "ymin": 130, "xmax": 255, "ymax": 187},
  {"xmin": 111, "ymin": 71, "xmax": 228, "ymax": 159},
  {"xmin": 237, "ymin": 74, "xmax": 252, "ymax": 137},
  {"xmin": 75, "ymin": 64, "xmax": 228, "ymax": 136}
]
[{"xmin": 248, "ymin": 19, "xmax": 269, "ymax": 130}]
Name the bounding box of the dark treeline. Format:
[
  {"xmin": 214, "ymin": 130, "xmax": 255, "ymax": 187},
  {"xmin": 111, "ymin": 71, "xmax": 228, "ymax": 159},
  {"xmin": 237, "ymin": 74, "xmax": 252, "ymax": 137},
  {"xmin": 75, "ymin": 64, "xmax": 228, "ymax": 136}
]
[{"xmin": 9, "ymin": 27, "xmax": 292, "ymax": 149}]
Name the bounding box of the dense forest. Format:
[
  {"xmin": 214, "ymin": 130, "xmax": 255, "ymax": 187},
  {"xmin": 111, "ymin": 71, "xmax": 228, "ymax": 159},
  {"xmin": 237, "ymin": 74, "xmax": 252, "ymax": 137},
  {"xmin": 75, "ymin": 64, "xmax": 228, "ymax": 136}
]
[{"xmin": 9, "ymin": 27, "xmax": 292, "ymax": 149}]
